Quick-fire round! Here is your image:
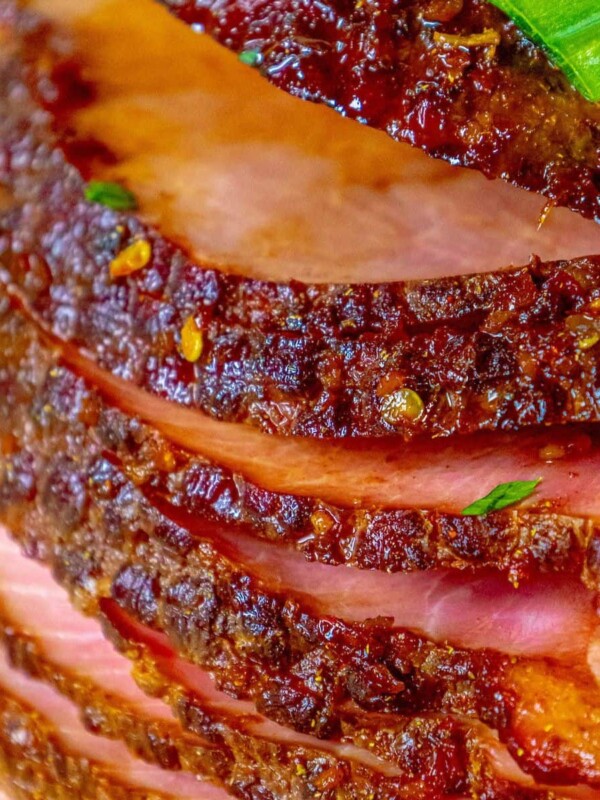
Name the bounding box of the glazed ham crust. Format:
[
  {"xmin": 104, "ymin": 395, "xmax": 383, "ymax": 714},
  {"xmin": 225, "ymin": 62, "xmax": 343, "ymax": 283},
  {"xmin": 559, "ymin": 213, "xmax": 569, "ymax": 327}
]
[
  {"xmin": 2, "ymin": 1, "xmax": 600, "ymax": 439},
  {"xmin": 3, "ymin": 293, "xmax": 600, "ymax": 586},
  {"xmin": 1, "ymin": 527, "xmax": 593, "ymax": 800},
  {"xmin": 0, "ymin": 2, "xmax": 599, "ymax": 799},
  {"xmin": 158, "ymin": 0, "xmax": 600, "ymax": 222},
  {"xmin": 3, "ymin": 420, "xmax": 600, "ymax": 795},
  {"xmin": 24, "ymin": 0, "xmax": 600, "ymax": 285},
  {"xmin": 0, "ymin": 654, "xmax": 225, "ymax": 800},
  {"xmin": 0, "ymin": 531, "xmax": 403, "ymax": 800},
  {"xmin": 1, "ymin": 308, "xmax": 599, "ymax": 790}
]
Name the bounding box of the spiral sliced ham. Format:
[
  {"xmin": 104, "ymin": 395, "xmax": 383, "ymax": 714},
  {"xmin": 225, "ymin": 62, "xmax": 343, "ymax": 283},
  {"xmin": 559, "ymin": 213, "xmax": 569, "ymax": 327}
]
[
  {"xmin": 0, "ymin": 0, "xmax": 599, "ymax": 797},
  {"xmin": 1, "ymin": 0, "xmax": 600, "ymax": 438},
  {"xmin": 0, "ymin": 301, "xmax": 598, "ymax": 593},
  {"xmin": 157, "ymin": 0, "xmax": 600, "ymax": 223},
  {"xmin": 2, "ymin": 390, "xmax": 600, "ymax": 792},
  {"xmin": 0, "ymin": 653, "xmax": 225, "ymax": 799},
  {"xmin": 0, "ymin": 527, "xmax": 407, "ymax": 799},
  {"xmin": 2, "ymin": 525, "xmax": 598, "ymax": 800},
  {"xmin": 1, "ymin": 306, "xmax": 600, "ymax": 790}
]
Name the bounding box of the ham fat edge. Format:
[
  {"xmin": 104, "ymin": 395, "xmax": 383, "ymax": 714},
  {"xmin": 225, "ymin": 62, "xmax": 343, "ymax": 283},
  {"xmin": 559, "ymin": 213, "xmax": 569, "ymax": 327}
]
[
  {"xmin": 0, "ymin": 1, "xmax": 598, "ymax": 799},
  {"xmin": 0, "ymin": 0, "xmax": 599, "ymax": 439},
  {"xmin": 0, "ymin": 307, "xmax": 599, "ymax": 794},
  {"xmin": 158, "ymin": 0, "xmax": 600, "ymax": 224}
]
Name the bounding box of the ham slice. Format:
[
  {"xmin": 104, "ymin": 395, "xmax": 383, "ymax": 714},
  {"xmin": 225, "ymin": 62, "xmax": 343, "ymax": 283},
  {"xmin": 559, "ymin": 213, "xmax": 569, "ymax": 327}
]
[
  {"xmin": 48, "ymin": 330, "xmax": 600, "ymax": 517},
  {"xmin": 0, "ymin": 526, "xmax": 413, "ymax": 799},
  {"xmin": 0, "ymin": 535, "xmax": 224, "ymax": 779},
  {"xmin": 0, "ymin": 523, "xmax": 596, "ymax": 800},
  {"xmin": 23, "ymin": 0, "xmax": 600, "ymax": 282},
  {"xmin": 1, "ymin": 328, "xmax": 599, "ymax": 790},
  {"xmin": 0, "ymin": 2, "xmax": 599, "ymax": 794},
  {"xmin": 157, "ymin": 0, "xmax": 600, "ymax": 223},
  {"xmin": 105, "ymin": 604, "xmax": 600, "ymax": 800},
  {"xmin": 2, "ymin": 0, "xmax": 600, "ymax": 438},
  {"xmin": 0, "ymin": 657, "xmax": 226, "ymax": 799},
  {"xmin": 1, "ymin": 300, "xmax": 599, "ymax": 591}
]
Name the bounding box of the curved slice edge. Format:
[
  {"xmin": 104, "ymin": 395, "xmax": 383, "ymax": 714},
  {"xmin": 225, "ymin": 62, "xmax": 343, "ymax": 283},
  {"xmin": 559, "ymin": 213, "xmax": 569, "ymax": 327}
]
[{"xmin": 158, "ymin": 0, "xmax": 600, "ymax": 221}]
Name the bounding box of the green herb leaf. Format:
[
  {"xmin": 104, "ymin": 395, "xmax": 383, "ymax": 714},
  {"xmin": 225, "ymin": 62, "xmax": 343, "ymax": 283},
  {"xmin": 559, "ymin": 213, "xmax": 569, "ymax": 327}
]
[
  {"xmin": 461, "ymin": 478, "xmax": 541, "ymax": 516},
  {"xmin": 84, "ymin": 181, "xmax": 138, "ymax": 211},
  {"xmin": 238, "ymin": 49, "xmax": 261, "ymax": 67},
  {"xmin": 489, "ymin": 0, "xmax": 600, "ymax": 102}
]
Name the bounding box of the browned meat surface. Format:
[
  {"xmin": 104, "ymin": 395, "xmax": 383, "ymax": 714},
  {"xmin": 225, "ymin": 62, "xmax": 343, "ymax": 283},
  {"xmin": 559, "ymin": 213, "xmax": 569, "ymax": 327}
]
[
  {"xmin": 158, "ymin": 0, "xmax": 600, "ymax": 222},
  {"xmin": 3, "ymin": 528, "xmax": 595, "ymax": 800},
  {"xmin": 96, "ymin": 388, "xmax": 600, "ymax": 581},
  {"xmin": 0, "ymin": 655, "xmax": 221, "ymax": 799},
  {"xmin": 2, "ymin": 0, "xmax": 600, "ymax": 438},
  {"xmin": 0, "ymin": 2, "xmax": 599, "ymax": 799},
  {"xmin": 0, "ymin": 306, "xmax": 599, "ymax": 791},
  {"xmin": 23, "ymin": 0, "xmax": 600, "ymax": 284},
  {"xmin": 3, "ymin": 291, "xmax": 600, "ymax": 585},
  {"xmin": 0, "ymin": 532, "xmax": 406, "ymax": 800}
]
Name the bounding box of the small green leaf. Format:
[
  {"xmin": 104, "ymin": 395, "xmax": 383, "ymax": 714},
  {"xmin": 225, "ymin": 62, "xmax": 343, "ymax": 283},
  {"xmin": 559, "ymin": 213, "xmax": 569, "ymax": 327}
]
[
  {"xmin": 461, "ymin": 478, "xmax": 541, "ymax": 516},
  {"xmin": 489, "ymin": 0, "xmax": 600, "ymax": 102},
  {"xmin": 238, "ymin": 49, "xmax": 261, "ymax": 67},
  {"xmin": 84, "ymin": 181, "xmax": 138, "ymax": 211}
]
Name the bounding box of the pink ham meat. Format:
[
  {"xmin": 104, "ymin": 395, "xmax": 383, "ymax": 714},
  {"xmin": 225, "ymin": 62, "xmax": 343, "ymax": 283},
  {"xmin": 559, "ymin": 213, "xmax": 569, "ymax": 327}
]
[
  {"xmin": 0, "ymin": 295, "xmax": 596, "ymax": 587},
  {"xmin": 156, "ymin": 0, "xmax": 600, "ymax": 223},
  {"xmin": 0, "ymin": 524, "xmax": 598, "ymax": 800},
  {"xmin": 2, "ymin": 0, "xmax": 600, "ymax": 438},
  {"xmin": 0, "ymin": 526, "xmax": 412, "ymax": 800},
  {"xmin": 21, "ymin": 0, "xmax": 600, "ymax": 283},
  {"xmin": 0, "ymin": 0, "xmax": 599, "ymax": 797},
  {"xmin": 216, "ymin": 525, "xmax": 597, "ymax": 660},
  {"xmin": 1, "ymin": 323, "xmax": 599, "ymax": 793},
  {"xmin": 0, "ymin": 531, "xmax": 227, "ymax": 779},
  {"xmin": 0, "ymin": 657, "xmax": 227, "ymax": 799}
]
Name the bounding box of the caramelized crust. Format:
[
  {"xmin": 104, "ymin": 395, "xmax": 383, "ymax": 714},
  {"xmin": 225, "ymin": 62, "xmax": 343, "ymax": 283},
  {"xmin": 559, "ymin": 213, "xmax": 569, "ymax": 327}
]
[
  {"xmin": 0, "ymin": 4, "xmax": 599, "ymax": 796},
  {"xmin": 0, "ymin": 692, "xmax": 180, "ymax": 800},
  {"xmin": 1, "ymin": 296, "xmax": 599, "ymax": 585},
  {"xmin": 0, "ymin": 605, "xmax": 396, "ymax": 800},
  {"xmin": 0, "ymin": 309, "xmax": 599, "ymax": 790},
  {"xmin": 160, "ymin": 0, "xmax": 600, "ymax": 222},
  {"xmin": 1, "ymin": 2, "xmax": 600, "ymax": 438},
  {"xmin": 0, "ymin": 602, "xmax": 582, "ymax": 800},
  {"xmin": 0, "ymin": 611, "xmax": 223, "ymax": 777}
]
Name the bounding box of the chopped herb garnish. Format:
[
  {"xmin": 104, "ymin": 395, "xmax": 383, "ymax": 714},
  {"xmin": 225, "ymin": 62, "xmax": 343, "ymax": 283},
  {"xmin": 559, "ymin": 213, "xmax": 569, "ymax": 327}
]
[
  {"xmin": 461, "ymin": 478, "xmax": 541, "ymax": 516},
  {"xmin": 84, "ymin": 181, "xmax": 138, "ymax": 211},
  {"xmin": 238, "ymin": 49, "xmax": 261, "ymax": 67},
  {"xmin": 489, "ymin": 0, "xmax": 600, "ymax": 102}
]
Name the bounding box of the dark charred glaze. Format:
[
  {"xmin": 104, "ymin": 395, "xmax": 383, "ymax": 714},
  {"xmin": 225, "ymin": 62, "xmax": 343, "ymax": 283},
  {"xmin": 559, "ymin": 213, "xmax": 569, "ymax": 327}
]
[
  {"xmin": 100, "ymin": 613, "xmax": 572, "ymax": 800},
  {"xmin": 133, "ymin": 434, "xmax": 598, "ymax": 584},
  {"xmin": 2, "ymin": 5, "xmax": 600, "ymax": 438},
  {"xmin": 0, "ymin": 690, "xmax": 171, "ymax": 800},
  {"xmin": 0, "ymin": 307, "xmax": 598, "ymax": 789},
  {"xmin": 4, "ymin": 283, "xmax": 600, "ymax": 584},
  {"xmin": 3, "ymin": 615, "xmax": 512, "ymax": 800},
  {"xmin": 160, "ymin": 0, "xmax": 600, "ymax": 222}
]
